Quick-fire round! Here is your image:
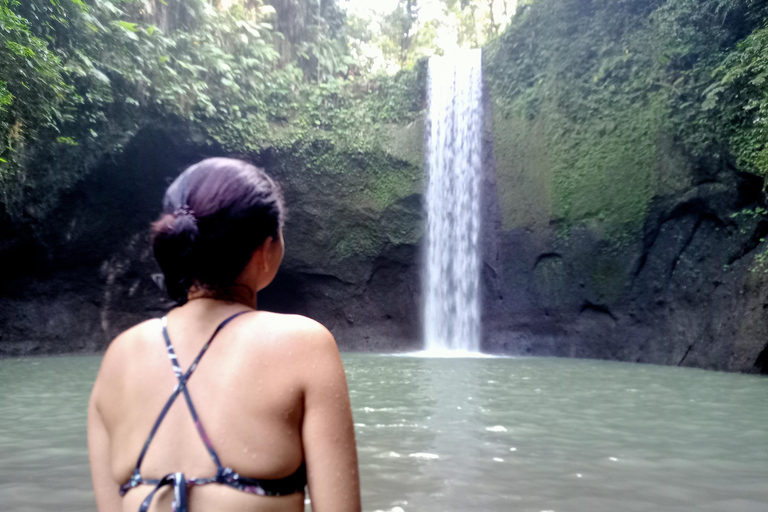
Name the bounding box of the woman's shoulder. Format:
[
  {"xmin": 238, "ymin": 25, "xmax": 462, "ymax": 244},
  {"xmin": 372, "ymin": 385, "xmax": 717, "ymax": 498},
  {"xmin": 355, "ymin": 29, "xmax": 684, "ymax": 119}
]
[
  {"xmin": 242, "ymin": 313, "xmax": 344, "ymax": 388},
  {"xmin": 243, "ymin": 311, "xmax": 336, "ymax": 346},
  {"xmin": 105, "ymin": 318, "xmax": 163, "ymax": 355},
  {"xmin": 92, "ymin": 318, "xmax": 163, "ymax": 400},
  {"xmin": 228, "ymin": 312, "xmax": 339, "ymax": 364},
  {"xmin": 252, "ymin": 311, "xmax": 330, "ymax": 332}
]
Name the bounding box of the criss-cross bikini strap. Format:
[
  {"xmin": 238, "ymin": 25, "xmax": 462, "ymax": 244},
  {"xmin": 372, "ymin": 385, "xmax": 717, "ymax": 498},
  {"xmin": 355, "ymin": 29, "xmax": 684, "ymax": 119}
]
[
  {"xmin": 162, "ymin": 311, "xmax": 250, "ymax": 380},
  {"xmin": 131, "ymin": 311, "xmax": 251, "ymax": 474}
]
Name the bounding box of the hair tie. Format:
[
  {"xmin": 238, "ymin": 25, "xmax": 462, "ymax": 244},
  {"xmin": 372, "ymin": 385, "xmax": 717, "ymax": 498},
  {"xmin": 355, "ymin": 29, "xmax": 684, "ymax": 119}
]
[{"xmin": 173, "ymin": 205, "xmax": 195, "ymax": 218}]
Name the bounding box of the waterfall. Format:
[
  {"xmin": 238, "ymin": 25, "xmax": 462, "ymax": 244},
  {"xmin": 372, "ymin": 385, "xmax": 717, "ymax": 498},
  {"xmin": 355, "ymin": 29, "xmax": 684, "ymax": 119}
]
[{"xmin": 423, "ymin": 49, "xmax": 483, "ymax": 354}]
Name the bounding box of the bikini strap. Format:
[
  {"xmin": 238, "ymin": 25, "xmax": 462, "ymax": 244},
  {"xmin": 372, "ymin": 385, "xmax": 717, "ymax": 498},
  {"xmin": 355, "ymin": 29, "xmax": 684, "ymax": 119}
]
[{"xmin": 129, "ymin": 311, "xmax": 251, "ymax": 476}]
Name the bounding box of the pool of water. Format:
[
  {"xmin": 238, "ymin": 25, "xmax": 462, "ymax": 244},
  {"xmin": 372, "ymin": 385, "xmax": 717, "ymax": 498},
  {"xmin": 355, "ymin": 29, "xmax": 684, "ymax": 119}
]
[{"xmin": 0, "ymin": 354, "xmax": 766, "ymax": 512}]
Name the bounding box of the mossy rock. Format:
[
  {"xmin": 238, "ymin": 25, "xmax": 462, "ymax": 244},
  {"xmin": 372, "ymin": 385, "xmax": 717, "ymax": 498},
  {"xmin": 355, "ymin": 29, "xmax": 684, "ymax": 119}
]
[
  {"xmin": 488, "ymin": 79, "xmax": 667, "ymax": 238},
  {"xmin": 491, "ymin": 105, "xmax": 552, "ymax": 230},
  {"xmin": 261, "ymin": 138, "xmax": 423, "ymax": 282}
]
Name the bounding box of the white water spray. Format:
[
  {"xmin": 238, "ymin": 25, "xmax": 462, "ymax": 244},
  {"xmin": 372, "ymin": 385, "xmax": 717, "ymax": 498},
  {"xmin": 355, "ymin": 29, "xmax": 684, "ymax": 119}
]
[{"xmin": 423, "ymin": 50, "xmax": 483, "ymax": 354}]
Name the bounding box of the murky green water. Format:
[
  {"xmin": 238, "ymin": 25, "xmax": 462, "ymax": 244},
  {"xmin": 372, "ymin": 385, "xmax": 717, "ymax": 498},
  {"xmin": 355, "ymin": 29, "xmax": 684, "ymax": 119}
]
[{"xmin": 0, "ymin": 354, "xmax": 766, "ymax": 512}]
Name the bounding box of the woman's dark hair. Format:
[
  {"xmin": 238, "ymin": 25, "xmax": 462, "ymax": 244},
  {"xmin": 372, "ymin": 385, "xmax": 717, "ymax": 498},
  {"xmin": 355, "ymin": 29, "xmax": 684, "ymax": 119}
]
[{"xmin": 151, "ymin": 158, "xmax": 285, "ymax": 303}]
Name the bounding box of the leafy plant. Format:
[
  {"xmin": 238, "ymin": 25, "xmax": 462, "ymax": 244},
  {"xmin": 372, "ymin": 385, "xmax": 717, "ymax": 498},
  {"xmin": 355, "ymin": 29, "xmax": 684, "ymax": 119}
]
[
  {"xmin": 0, "ymin": 0, "xmax": 70, "ymax": 193},
  {"xmin": 483, "ymin": 0, "xmax": 768, "ymax": 234},
  {"xmin": 0, "ymin": 0, "xmax": 427, "ymax": 220}
]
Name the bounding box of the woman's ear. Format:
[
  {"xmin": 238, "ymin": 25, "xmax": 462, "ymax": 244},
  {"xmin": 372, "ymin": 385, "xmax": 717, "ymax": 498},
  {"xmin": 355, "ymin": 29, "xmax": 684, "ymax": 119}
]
[{"xmin": 259, "ymin": 237, "xmax": 274, "ymax": 272}]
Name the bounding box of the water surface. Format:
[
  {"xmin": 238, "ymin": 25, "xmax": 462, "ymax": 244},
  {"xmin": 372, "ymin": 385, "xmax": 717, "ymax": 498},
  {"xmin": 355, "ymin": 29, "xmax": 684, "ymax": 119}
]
[{"xmin": 1, "ymin": 354, "xmax": 766, "ymax": 512}]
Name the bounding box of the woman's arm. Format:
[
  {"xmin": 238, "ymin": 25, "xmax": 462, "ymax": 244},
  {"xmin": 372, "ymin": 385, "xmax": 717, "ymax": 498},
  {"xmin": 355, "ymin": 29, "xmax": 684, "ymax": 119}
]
[
  {"xmin": 88, "ymin": 338, "xmax": 126, "ymax": 512},
  {"xmin": 301, "ymin": 325, "xmax": 361, "ymax": 512},
  {"xmin": 88, "ymin": 390, "xmax": 123, "ymax": 512}
]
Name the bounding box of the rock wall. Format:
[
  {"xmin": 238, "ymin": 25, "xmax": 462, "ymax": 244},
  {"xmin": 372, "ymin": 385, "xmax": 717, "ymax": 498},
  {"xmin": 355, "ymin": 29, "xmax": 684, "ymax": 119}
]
[
  {"xmin": 2, "ymin": 51, "xmax": 768, "ymax": 374},
  {"xmin": 0, "ymin": 129, "xmax": 211, "ymax": 355},
  {"xmin": 480, "ymin": 83, "xmax": 768, "ymax": 375},
  {"xmin": 0, "ymin": 122, "xmax": 426, "ymax": 356},
  {"xmin": 480, "ymin": 148, "xmax": 768, "ymax": 373},
  {"xmin": 475, "ymin": 0, "xmax": 768, "ymax": 374}
]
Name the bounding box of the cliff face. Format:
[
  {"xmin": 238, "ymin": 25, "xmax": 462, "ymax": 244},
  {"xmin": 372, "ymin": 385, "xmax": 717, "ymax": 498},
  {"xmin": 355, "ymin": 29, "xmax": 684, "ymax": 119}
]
[
  {"xmin": 475, "ymin": 0, "xmax": 768, "ymax": 374},
  {"xmin": 0, "ymin": 129, "xmax": 208, "ymax": 355},
  {"xmin": 256, "ymin": 137, "xmax": 425, "ymax": 351},
  {"xmin": 480, "ymin": 119, "xmax": 768, "ymax": 373},
  {"xmin": 2, "ymin": 0, "xmax": 768, "ymax": 375},
  {"xmin": 1, "ymin": 89, "xmax": 767, "ymax": 373},
  {"xmin": 0, "ymin": 122, "xmax": 426, "ymax": 355}
]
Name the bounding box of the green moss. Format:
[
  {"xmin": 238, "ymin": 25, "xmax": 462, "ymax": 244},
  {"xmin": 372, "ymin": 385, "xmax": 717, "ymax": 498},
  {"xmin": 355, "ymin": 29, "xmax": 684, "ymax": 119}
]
[
  {"xmin": 491, "ymin": 105, "xmax": 552, "ymax": 230},
  {"xmin": 546, "ymin": 93, "xmax": 667, "ymax": 235},
  {"xmin": 383, "ymin": 211, "xmax": 423, "ymax": 246},
  {"xmin": 364, "ymin": 163, "xmax": 421, "ymax": 209},
  {"xmin": 489, "ymin": 87, "xmax": 665, "ymax": 236},
  {"xmin": 379, "ymin": 116, "xmax": 425, "ymax": 166},
  {"xmin": 265, "ymin": 136, "xmax": 423, "ymax": 261},
  {"xmin": 334, "ymin": 226, "xmax": 382, "ymax": 260},
  {"xmin": 484, "ymin": 0, "xmax": 768, "ymax": 240},
  {"xmin": 483, "ymin": 0, "xmax": 692, "ymax": 238}
]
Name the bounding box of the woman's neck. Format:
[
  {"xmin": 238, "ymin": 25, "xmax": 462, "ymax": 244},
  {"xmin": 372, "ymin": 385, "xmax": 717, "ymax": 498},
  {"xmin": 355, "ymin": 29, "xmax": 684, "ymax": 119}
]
[{"xmin": 186, "ymin": 286, "xmax": 257, "ymax": 310}]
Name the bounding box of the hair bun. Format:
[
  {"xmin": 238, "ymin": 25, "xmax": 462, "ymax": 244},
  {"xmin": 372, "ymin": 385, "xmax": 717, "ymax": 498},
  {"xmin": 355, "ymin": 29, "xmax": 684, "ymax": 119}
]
[
  {"xmin": 170, "ymin": 211, "xmax": 199, "ymax": 238},
  {"xmin": 151, "ymin": 211, "xmax": 200, "ymax": 302},
  {"xmin": 171, "ymin": 206, "xmax": 198, "ymax": 237},
  {"xmin": 173, "ymin": 205, "xmax": 195, "ymax": 218}
]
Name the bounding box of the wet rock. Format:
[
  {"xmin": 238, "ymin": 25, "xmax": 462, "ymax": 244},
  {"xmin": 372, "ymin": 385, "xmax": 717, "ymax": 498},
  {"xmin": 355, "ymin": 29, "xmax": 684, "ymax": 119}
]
[{"xmin": 0, "ymin": 128, "xmax": 424, "ymax": 355}]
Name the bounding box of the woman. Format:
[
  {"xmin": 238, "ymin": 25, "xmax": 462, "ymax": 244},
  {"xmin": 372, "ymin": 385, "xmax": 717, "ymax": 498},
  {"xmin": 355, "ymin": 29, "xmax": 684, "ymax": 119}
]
[{"xmin": 88, "ymin": 158, "xmax": 361, "ymax": 512}]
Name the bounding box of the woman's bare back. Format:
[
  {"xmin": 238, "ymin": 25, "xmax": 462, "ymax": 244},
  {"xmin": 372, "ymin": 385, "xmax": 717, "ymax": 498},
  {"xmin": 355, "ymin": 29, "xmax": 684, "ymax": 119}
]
[{"xmin": 88, "ymin": 299, "xmax": 360, "ymax": 512}]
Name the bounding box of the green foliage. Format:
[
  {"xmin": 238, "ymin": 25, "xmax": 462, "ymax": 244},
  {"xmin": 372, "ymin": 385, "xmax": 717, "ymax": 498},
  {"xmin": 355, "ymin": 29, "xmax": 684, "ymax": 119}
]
[
  {"xmin": 261, "ymin": 63, "xmax": 426, "ymax": 155},
  {"xmin": 485, "ymin": 0, "xmax": 768, "ymax": 235},
  {"xmin": 0, "ymin": 0, "xmax": 423, "ymax": 219},
  {"xmin": 0, "ymin": 0, "xmax": 70, "ymax": 194},
  {"xmin": 730, "ymin": 207, "xmax": 768, "ymax": 273},
  {"xmin": 485, "ymin": 0, "xmax": 668, "ymax": 233},
  {"xmin": 645, "ymin": 0, "xmax": 768, "ymax": 175},
  {"xmin": 702, "ymin": 25, "xmax": 768, "ymax": 177},
  {"xmin": 731, "ymin": 207, "xmax": 768, "ymax": 221},
  {"xmin": 262, "ymin": 0, "xmax": 353, "ymax": 82}
]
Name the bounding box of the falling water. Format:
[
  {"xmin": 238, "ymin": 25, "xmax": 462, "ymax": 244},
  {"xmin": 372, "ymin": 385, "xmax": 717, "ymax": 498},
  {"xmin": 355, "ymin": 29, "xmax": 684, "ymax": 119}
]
[{"xmin": 423, "ymin": 50, "xmax": 483, "ymax": 354}]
